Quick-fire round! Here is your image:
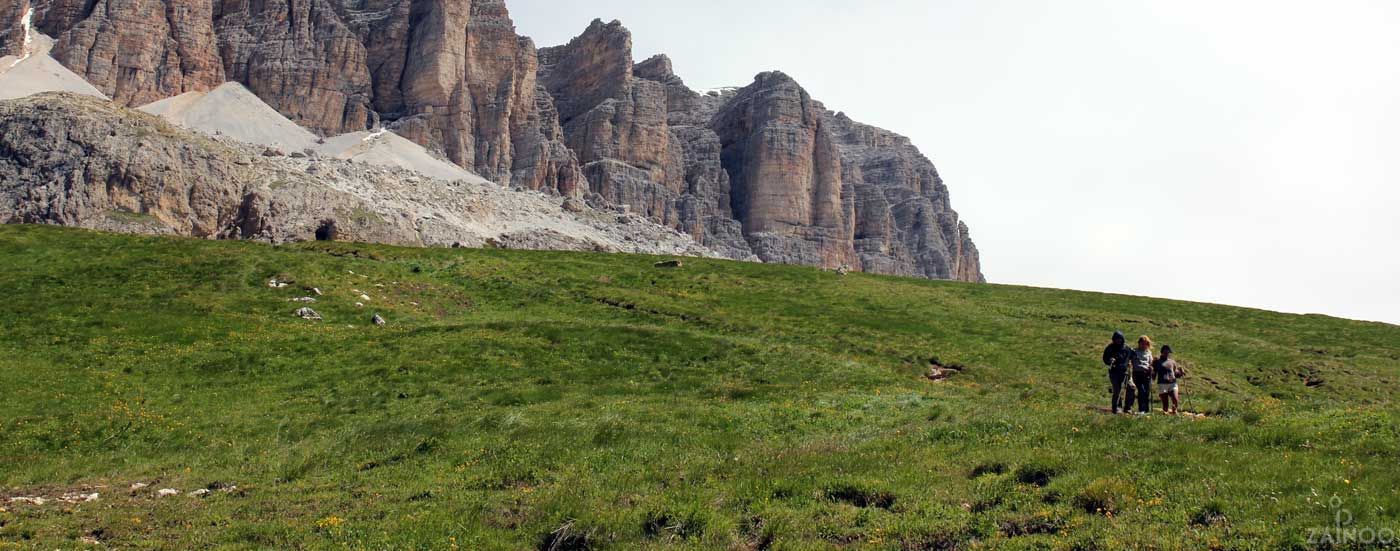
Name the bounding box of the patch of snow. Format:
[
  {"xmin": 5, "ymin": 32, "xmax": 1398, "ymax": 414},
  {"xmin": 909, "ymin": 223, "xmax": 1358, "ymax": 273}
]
[{"xmin": 696, "ymin": 86, "xmax": 741, "ymax": 96}]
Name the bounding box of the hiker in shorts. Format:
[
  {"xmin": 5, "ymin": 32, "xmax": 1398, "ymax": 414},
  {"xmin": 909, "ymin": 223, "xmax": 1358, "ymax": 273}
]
[
  {"xmin": 1102, "ymin": 331, "xmax": 1134, "ymax": 413},
  {"xmin": 1154, "ymin": 345, "xmax": 1186, "ymax": 414},
  {"xmin": 1126, "ymin": 336, "xmax": 1155, "ymax": 414}
]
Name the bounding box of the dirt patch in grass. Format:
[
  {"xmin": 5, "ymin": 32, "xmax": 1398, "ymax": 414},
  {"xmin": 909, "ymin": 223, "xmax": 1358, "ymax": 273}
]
[
  {"xmin": 1015, "ymin": 463, "xmax": 1061, "ymax": 487},
  {"xmin": 1000, "ymin": 512, "xmax": 1064, "ymax": 537},
  {"xmin": 924, "ymin": 356, "xmax": 966, "ymax": 382},
  {"xmin": 969, "ymin": 462, "xmax": 1008, "ymax": 478},
  {"xmin": 825, "ymin": 485, "xmax": 896, "ymax": 510},
  {"xmin": 1191, "ymin": 501, "xmax": 1229, "ymax": 527},
  {"xmin": 538, "ymin": 520, "xmax": 592, "ymax": 551},
  {"xmin": 642, "ymin": 511, "xmax": 705, "ymax": 540}
]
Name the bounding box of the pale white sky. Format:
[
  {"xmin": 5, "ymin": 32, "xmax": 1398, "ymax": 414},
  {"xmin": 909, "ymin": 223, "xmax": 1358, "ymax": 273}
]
[{"xmin": 512, "ymin": 0, "xmax": 1400, "ymax": 325}]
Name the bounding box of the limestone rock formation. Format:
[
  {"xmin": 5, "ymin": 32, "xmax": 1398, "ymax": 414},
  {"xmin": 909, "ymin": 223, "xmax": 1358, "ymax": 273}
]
[
  {"xmin": 538, "ymin": 20, "xmax": 686, "ymax": 227},
  {"xmin": 0, "ymin": 0, "xmax": 29, "ymax": 57},
  {"xmin": 1, "ymin": 1, "xmax": 984, "ymax": 281},
  {"xmin": 712, "ymin": 71, "xmax": 856, "ymax": 270},
  {"xmin": 38, "ymin": 0, "xmax": 224, "ymax": 106},
  {"xmin": 0, "ymin": 93, "xmax": 717, "ymax": 257},
  {"xmin": 534, "ymin": 22, "xmax": 981, "ymax": 280}
]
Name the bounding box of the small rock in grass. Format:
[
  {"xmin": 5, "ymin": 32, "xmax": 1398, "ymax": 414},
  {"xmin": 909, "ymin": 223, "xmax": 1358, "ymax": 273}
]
[
  {"xmin": 130, "ymin": 482, "xmax": 148, "ymax": 490},
  {"xmin": 359, "ymin": 294, "xmax": 372, "ymax": 301},
  {"xmin": 8, "ymin": 496, "xmax": 46, "ymax": 505},
  {"xmin": 294, "ymin": 307, "xmax": 323, "ymax": 321},
  {"xmin": 311, "ymin": 287, "xmax": 323, "ymax": 296},
  {"xmin": 157, "ymin": 489, "xmax": 180, "ymax": 498},
  {"xmin": 60, "ymin": 492, "xmax": 99, "ymax": 503},
  {"xmin": 372, "ymin": 313, "xmax": 387, "ymax": 326},
  {"xmin": 290, "ymin": 297, "xmax": 317, "ymax": 303},
  {"xmin": 355, "ymin": 302, "xmax": 364, "ymax": 308},
  {"xmin": 654, "ymin": 260, "xmax": 683, "ymax": 269},
  {"xmin": 190, "ymin": 489, "xmax": 211, "ymax": 498},
  {"xmin": 267, "ymin": 278, "xmax": 290, "ymax": 288}
]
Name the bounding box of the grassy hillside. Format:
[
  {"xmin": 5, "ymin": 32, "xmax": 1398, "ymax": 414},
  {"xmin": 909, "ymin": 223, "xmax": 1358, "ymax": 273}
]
[{"xmin": 0, "ymin": 225, "xmax": 1396, "ymax": 550}]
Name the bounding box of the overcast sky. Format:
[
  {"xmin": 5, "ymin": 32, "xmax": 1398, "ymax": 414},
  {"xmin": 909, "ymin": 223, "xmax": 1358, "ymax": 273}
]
[{"xmin": 511, "ymin": 0, "xmax": 1400, "ymax": 325}]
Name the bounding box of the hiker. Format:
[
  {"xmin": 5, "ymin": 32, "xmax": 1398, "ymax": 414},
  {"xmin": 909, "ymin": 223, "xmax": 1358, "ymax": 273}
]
[
  {"xmin": 1101, "ymin": 331, "xmax": 1134, "ymax": 413},
  {"xmin": 1126, "ymin": 336, "xmax": 1155, "ymax": 414},
  {"xmin": 1154, "ymin": 345, "xmax": 1186, "ymax": 414}
]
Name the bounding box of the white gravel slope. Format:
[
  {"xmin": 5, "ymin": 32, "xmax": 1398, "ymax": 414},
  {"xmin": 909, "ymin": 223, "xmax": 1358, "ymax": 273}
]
[
  {"xmin": 0, "ymin": 34, "xmax": 106, "ymax": 101},
  {"xmin": 138, "ymin": 82, "xmax": 319, "ymax": 153}
]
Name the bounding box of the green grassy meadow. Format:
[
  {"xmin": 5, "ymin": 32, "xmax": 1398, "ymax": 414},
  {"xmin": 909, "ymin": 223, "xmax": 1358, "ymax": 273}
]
[{"xmin": 0, "ymin": 225, "xmax": 1397, "ymax": 549}]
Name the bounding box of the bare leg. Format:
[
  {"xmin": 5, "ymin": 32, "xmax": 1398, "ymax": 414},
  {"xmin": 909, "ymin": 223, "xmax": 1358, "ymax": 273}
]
[
  {"xmin": 1160, "ymin": 394, "xmax": 1170, "ymax": 414},
  {"xmin": 1170, "ymin": 390, "xmax": 1181, "ymax": 414}
]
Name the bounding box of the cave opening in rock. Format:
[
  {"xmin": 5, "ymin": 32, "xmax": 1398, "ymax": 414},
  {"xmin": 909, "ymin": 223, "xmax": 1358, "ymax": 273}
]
[{"xmin": 315, "ymin": 220, "xmax": 338, "ymax": 242}]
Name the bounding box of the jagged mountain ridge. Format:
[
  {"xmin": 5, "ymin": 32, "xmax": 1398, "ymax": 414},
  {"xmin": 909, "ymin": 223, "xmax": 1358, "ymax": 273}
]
[{"xmin": 0, "ymin": 0, "xmax": 983, "ymax": 281}]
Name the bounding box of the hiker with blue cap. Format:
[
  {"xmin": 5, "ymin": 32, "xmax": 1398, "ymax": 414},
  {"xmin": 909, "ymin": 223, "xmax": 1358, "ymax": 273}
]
[{"xmin": 1101, "ymin": 331, "xmax": 1134, "ymax": 413}]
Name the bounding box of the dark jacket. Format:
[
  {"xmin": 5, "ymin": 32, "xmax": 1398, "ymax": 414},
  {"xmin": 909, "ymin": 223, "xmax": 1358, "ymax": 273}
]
[{"xmin": 1102, "ymin": 342, "xmax": 1131, "ymax": 372}]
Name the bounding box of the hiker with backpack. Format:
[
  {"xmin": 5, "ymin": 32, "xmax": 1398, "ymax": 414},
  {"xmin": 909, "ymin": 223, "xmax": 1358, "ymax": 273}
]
[
  {"xmin": 1126, "ymin": 336, "xmax": 1156, "ymax": 414},
  {"xmin": 1102, "ymin": 331, "xmax": 1134, "ymax": 414}
]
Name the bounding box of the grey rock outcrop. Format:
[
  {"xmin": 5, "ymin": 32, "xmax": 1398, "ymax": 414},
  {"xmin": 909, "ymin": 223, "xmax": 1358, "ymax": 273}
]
[
  {"xmin": 0, "ymin": 93, "xmax": 716, "ymax": 257},
  {"xmin": 3, "ymin": 1, "xmax": 983, "ymax": 281},
  {"xmin": 0, "ymin": 0, "xmax": 28, "ymax": 57}
]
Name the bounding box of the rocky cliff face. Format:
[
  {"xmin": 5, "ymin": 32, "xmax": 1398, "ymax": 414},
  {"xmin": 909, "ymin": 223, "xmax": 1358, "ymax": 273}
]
[
  {"xmin": 2, "ymin": 0, "xmax": 983, "ymax": 281},
  {"xmin": 0, "ymin": 0, "xmax": 27, "ymax": 57},
  {"xmin": 0, "ymin": 93, "xmax": 715, "ymax": 256}
]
